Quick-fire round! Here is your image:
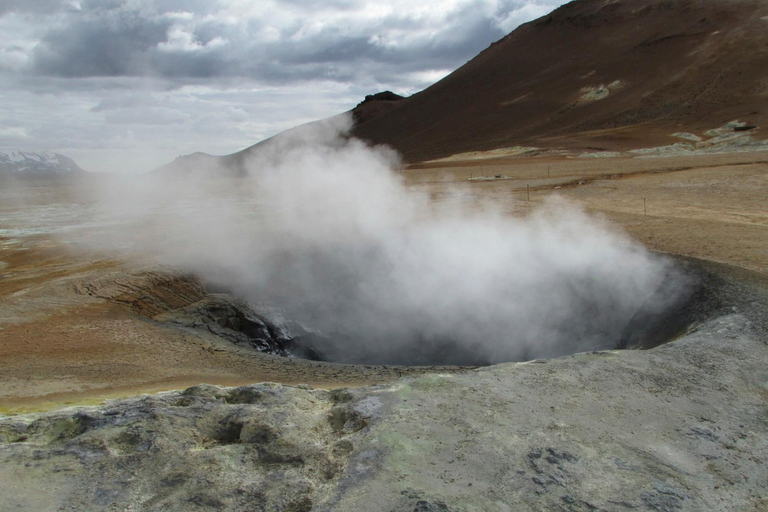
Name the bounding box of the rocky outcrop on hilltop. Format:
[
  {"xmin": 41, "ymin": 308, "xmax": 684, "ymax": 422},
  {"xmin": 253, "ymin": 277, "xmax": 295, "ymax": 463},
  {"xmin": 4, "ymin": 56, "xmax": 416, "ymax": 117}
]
[
  {"xmin": 355, "ymin": 91, "xmax": 405, "ymax": 108},
  {"xmin": 352, "ymin": 91, "xmax": 406, "ymax": 124}
]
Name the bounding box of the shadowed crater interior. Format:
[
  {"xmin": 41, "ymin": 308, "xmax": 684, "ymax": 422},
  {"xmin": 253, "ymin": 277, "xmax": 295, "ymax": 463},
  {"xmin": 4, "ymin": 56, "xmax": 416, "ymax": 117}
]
[{"xmin": 178, "ymin": 257, "xmax": 739, "ymax": 368}]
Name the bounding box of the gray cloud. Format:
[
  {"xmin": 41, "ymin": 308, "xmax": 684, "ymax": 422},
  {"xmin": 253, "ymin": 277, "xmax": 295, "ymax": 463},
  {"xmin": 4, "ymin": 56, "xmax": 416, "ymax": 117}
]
[
  {"xmin": 33, "ymin": 16, "xmax": 169, "ymax": 77},
  {"xmin": 0, "ymin": 0, "xmax": 565, "ymax": 173},
  {"xmin": 0, "ymin": 0, "xmax": 72, "ymax": 16},
  {"xmin": 23, "ymin": 0, "xmax": 560, "ymax": 85}
]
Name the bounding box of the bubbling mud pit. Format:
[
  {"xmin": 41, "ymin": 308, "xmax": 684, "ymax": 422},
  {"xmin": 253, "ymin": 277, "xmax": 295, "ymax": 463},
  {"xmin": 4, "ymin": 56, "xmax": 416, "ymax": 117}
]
[
  {"xmin": 145, "ymin": 255, "xmax": 727, "ymax": 369},
  {"xmin": 280, "ymin": 262, "xmax": 717, "ymax": 366}
]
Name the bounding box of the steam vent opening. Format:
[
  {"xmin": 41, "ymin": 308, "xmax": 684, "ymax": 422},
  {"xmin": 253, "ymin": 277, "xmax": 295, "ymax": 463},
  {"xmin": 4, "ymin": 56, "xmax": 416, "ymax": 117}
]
[{"xmin": 195, "ymin": 257, "xmax": 728, "ymax": 368}]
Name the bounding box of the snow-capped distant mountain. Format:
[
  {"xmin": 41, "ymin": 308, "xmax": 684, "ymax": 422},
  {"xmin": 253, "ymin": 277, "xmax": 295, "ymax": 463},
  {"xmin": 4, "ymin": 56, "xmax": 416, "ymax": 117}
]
[{"xmin": 0, "ymin": 150, "xmax": 86, "ymax": 175}]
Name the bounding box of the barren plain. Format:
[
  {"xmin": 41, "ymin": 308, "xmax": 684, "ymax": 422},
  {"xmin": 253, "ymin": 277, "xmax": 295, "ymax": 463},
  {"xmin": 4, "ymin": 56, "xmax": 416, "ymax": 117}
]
[{"xmin": 1, "ymin": 149, "xmax": 766, "ymax": 413}]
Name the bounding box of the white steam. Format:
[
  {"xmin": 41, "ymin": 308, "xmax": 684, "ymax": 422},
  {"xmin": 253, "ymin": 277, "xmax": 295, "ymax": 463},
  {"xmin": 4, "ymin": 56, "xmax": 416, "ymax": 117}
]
[{"xmin": 86, "ymin": 115, "xmax": 677, "ymax": 365}]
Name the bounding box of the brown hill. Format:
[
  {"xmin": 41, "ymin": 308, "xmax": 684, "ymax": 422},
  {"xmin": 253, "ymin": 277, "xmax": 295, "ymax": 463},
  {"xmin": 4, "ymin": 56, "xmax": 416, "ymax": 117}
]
[
  {"xmin": 154, "ymin": 0, "xmax": 768, "ymax": 174},
  {"xmin": 352, "ymin": 0, "xmax": 768, "ymax": 162}
]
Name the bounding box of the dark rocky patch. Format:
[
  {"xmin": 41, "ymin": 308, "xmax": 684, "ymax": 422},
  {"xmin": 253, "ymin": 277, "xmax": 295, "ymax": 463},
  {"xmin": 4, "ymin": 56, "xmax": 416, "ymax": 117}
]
[
  {"xmin": 157, "ymin": 295, "xmax": 293, "ymax": 355},
  {"xmin": 619, "ymin": 257, "xmax": 756, "ymax": 350},
  {"xmin": 356, "ymin": 91, "xmax": 405, "ymax": 107},
  {"xmin": 352, "ymin": 91, "xmax": 407, "ymax": 124}
]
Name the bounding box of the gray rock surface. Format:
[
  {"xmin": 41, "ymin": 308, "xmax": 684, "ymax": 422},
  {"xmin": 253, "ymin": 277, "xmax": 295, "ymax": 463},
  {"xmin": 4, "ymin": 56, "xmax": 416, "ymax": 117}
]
[
  {"xmin": 1, "ymin": 310, "xmax": 766, "ymax": 511},
  {"xmin": 631, "ymin": 121, "xmax": 768, "ymax": 158},
  {"xmin": 155, "ymin": 294, "xmax": 294, "ymax": 355}
]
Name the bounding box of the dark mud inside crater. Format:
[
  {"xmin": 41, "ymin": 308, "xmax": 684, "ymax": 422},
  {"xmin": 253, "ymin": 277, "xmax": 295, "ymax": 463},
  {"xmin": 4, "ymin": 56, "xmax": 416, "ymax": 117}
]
[{"xmin": 171, "ymin": 256, "xmax": 765, "ymax": 368}]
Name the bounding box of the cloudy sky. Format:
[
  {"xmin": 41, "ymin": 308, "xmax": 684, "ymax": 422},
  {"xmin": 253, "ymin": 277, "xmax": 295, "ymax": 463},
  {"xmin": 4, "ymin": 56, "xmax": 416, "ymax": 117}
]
[{"xmin": 0, "ymin": 0, "xmax": 564, "ymax": 173}]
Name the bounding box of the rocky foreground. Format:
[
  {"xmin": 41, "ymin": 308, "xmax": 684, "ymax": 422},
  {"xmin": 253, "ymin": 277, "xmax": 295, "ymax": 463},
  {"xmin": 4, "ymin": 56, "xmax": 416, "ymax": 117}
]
[
  {"xmin": 1, "ymin": 263, "xmax": 767, "ymax": 511},
  {"xmin": 0, "ymin": 323, "xmax": 766, "ymax": 510}
]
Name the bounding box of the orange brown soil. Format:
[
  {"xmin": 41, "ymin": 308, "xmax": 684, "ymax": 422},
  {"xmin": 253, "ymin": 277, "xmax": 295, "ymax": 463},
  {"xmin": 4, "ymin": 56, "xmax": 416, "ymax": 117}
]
[
  {"xmin": 0, "ymin": 237, "xmax": 445, "ymax": 413},
  {"xmin": 1, "ymin": 149, "xmax": 767, "ymax": 412}
]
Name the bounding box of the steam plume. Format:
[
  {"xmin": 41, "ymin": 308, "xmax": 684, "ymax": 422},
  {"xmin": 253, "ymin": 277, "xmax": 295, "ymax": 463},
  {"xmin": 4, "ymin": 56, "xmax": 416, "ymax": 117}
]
[{"xmin": 87, "ymin": 115, "xmax": 678, "ymax": 365}]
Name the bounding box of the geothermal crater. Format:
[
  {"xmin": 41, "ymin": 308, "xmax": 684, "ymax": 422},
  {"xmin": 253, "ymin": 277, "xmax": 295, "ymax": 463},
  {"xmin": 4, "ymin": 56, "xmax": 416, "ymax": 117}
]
[{"xmin": 162, "ymin": 257, "xmax": 726, "ymax": 368}]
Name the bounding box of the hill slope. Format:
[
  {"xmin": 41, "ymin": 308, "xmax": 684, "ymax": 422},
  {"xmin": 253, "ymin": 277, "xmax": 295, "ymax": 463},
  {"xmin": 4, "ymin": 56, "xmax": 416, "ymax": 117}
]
[
  {"xmin": 352, "ymin": 0, "xmax": 768, "ymax": 161},
  {"xmin": 154, "ymin": 115, "xmax": 353, "ymax": 176}
]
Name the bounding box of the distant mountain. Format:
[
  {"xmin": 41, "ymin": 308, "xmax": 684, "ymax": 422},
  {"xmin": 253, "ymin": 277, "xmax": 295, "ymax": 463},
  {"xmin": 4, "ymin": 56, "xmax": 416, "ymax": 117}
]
[{"xmin": 0, "ymin": 150, "xmax": 86, "ymax": 175}]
